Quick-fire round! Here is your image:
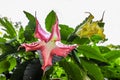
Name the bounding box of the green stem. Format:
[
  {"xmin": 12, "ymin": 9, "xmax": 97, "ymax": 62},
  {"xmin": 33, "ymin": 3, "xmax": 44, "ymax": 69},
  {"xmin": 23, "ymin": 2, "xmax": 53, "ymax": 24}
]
[{"xmin": 42, "ymin": 74, "xmax": 46, "ymax": 80}]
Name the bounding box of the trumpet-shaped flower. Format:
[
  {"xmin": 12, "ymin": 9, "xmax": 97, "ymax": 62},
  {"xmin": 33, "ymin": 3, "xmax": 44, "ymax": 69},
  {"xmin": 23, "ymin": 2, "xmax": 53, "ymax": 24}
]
[
  {"xmin": 20, "ymin": 17, "xmax": 77, "ymax": 71},
  {"xmin": 76, "ymin": 13, "xmax": 105, "ymax": 40},
  {"xmin": 76, "ymin": 21, "xmax": 105, "ymax": 39}
]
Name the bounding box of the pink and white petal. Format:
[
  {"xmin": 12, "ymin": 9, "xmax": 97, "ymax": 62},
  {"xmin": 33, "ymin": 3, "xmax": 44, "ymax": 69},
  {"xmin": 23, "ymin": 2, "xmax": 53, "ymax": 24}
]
[
  {"xmin": 49, "ymin": 18, "xmax": 61, "ymax": 41},
  {"xmin": 55, "ymin": 41, "xmax": 77, "ymax": 48},
  {"xmin": 35, "ymin": 19, "xmax": 50, "ymax": 42},
  {"xmin": 41, "ymin": 55, "xmax": 53, "ymax": 70},
  {"xmin": 51, "ymin": 47, "xmax": 73, "ymax": 57},
  {"xmin": 41, "ymin": 48, "xmax": 53, "ymax": 70},
  {"xmin": 21, "ymin": 41, "xmax": 46, "ymax": 51},
  {"xmin": 51, "ymin": 43, "xmax": 77, "ymax": 57}
]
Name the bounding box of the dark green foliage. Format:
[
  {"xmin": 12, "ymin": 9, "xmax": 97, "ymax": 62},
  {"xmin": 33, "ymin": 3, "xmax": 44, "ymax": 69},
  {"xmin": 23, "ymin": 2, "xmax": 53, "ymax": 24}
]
[
  {"xmin": 101, "ymin": 65, "xmax": 120, "ymax": 79},
  {"xmin": 98, "ymin": 46, "xmax": 111, "ymax": 53},
  {"xmin": 59, "ymin": 24, "xmax": 74, "ymax": 41},
  {"xmin": 0, "ymin": 17, "xmax": 16, "ymax": 38},
  {"xmin": 104, "ymin": 50, "xmax": 120, "ymax": 61},
  {"xmin": 78, "ymin": 45, "xmax": 107, "ymax": 62},
  {"xmin": 0, "ymin": 38, "xmax": 6, "ymax": 43},
  {"xmin": 81, "ymin": 58, "xmax": 104, "ymax": 80},
  {"xmin": 23, "ymin": 11, "xmax": 36, "ymax": 42},
  {"xmin": 59, "ymin": 60, "xmax": 86, "ymax": 80},
  {"xmin": 91, "ymin": 34, "xmax": 103, "ymax": 43},
  {"xmin": 18, "ymin": 26, "xmax": 25, "ymax": 43},
  {"xmin": 0, "ymin": 56, "xmax": 16, "ymax": 74},
  {"xmin": 0, "ymin": 75, "xmax": 6, "ymax": 80},
  {"xmin": 0, "ymin": 11, "xmax": 38, "ymax": 80},
  {"xmin": 0, "ymin": 60, "xmax": 10, "ymax": 73},
  {"xmin": 0, "ymin": 43, "xmax": 17, "ymax": 61},
  {"xmin": 73, "ymin": 36, "xmax": 90, "ymax": 45},
  {"xmin": 45, "ymin": 10, "xmax": 56, "ymax": 32}
]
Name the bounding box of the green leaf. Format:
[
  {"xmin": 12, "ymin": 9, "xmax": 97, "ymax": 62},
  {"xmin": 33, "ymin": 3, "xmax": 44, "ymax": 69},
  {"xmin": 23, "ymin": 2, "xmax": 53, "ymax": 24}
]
[
  {"xmin": 0, "ymin": 56, "xmax": 17, "ymax": 73},
  {"xmin": 23, "ymin": 11, "xmax": 36, "ymax": 42},
  {"xmin": 0, "ymin": 74, "xmax": 6, "ymax": 80},
  {"xmin": 7, "ymin": 56, "xmax": 17, "ymax": 71},
  {"xmin": 23, "ymin": 11, "xmax": 35, "ymax": 22},
  {"xmin": 0, "ymin": 38, "xmax": 6, "ymax": 44},
  {"xmin": 51, "ymin": 65, "xmax": 67, "ymax": 79},
  {"xmin": 0, "ymin": 18, "xmax": 16, "ymax": 38},
  {"xmin": 101, "ymin": 65, "xmax": 120, "ymax": 79},
  {"xmin": 59, "ymin": 60, "xmax": 89, "ymax": 80},
  {"xmin": 73, "ymin": 37, "xmax": 90, "ymax": 45},
  {"xmin": 59, "ymin": 24, "xmax": 74, "ymax": 40},
  {"xmin": 104, "ymin": 50, "xmax": 120, "ymax": 61},
  {"xmin": 45, "ymin": 10, "xmax": 56, "ymax": 32},
  {"xmin": 78, "ymin": 45, "xmax": 107, "ymax": 62},
  {"xmin": 0, "ymin": 43, "xmax": 15, "ymax": 60},
  {"xmin": 18, "ymin": 26, "xmax": 25, "ymax": 43},
  {"xmin": 0, "ymin": 60, "xmax": 10, "ymax": 73},
  {"xmin": 98, "ymin": 46, "xmax": 111, "ymax": 53},
  {"xmin": 91, "ymin": 34, "xmax": 103, "ymax": 43},
  {"xmin": 81, "ymin": 58, "xmax": 104, "ymax": 80}
]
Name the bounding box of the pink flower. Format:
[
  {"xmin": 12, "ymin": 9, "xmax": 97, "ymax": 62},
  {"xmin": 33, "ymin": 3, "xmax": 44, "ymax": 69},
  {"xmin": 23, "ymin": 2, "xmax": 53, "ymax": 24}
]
[{"xmin": 20, "ymin": 16, "xmax": 77, "ymax": 71}]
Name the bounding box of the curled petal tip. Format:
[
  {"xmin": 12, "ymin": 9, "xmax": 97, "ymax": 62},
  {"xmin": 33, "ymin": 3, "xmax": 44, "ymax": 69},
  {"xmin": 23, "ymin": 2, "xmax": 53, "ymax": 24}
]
[
  {"xmin": 17, "ymin": 46, "xmax": 22, "ymax": 51},
  {"xmin": 35, "ymin": 19, "xmax": 50, "ymax": 42},
  {"xmin": 49, "ymin": 19, "xmax": 61, "ymax": 41}
]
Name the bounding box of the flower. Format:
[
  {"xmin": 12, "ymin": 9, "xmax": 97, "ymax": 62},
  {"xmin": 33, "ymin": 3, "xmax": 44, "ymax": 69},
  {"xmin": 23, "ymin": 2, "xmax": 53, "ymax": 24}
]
[
  {"xmin": 20, "ymin": 16, "xmax": 77, "ymax": 71},
  {"xmin": 76, "ymin": 14, "xmax": 105, "ymax": 40}
]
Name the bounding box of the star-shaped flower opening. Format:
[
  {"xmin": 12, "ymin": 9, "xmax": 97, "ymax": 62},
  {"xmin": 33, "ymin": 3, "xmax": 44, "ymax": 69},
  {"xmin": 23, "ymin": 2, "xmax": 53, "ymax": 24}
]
[{"xmin": 20, "ymin": 15, "xmax": 77, "ymax": 71}]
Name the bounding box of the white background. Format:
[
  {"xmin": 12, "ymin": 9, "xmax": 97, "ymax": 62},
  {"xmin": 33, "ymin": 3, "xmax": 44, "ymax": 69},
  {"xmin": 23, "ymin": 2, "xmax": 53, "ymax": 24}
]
[{"xmin": 0, "ymin": 0, "xmax": 120, "ymax": 45}]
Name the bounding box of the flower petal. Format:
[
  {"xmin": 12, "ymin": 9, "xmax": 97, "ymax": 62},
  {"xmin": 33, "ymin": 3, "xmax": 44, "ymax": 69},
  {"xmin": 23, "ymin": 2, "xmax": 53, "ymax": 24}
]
[
  {"xmin": 21, "ymin": 41, "xmax": 46, "ymax": 51},
  {"xmin": 51, "ymin": 41, "xmax": 77, "ymax": 57},
  {"xmin": 35, "ymin": 19, "xmax": 50, "ymax": 42},
  {"xmin": 48, "ymin": 18, "xmax": 61, "ymax": 41},
  {"xmin": 40, "ymin": 41, "xmax": 56, "ymax": 70}
]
